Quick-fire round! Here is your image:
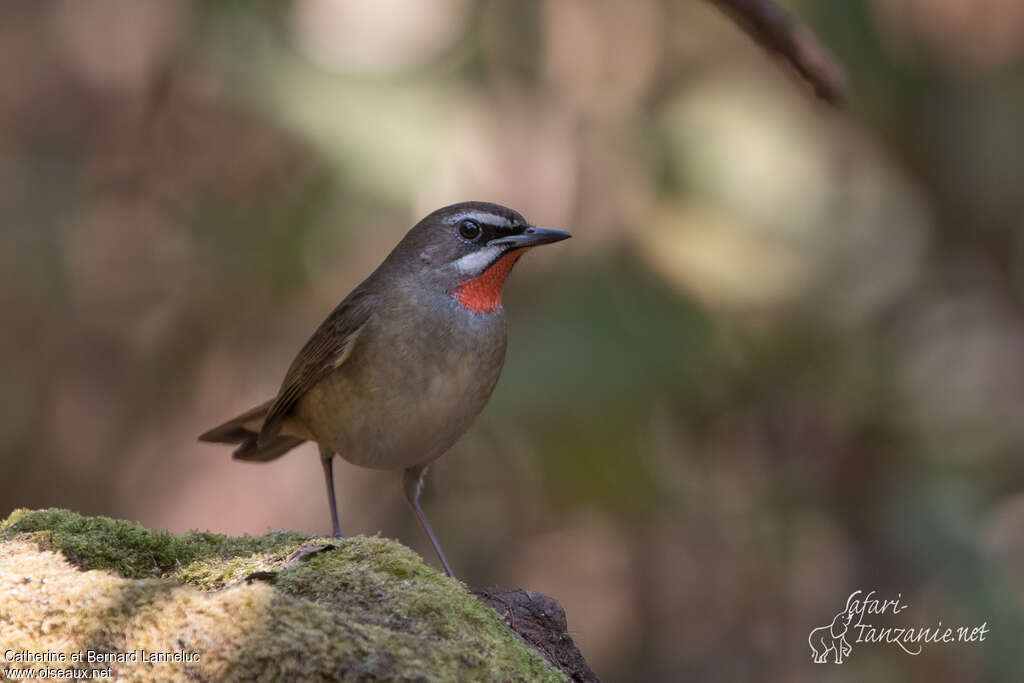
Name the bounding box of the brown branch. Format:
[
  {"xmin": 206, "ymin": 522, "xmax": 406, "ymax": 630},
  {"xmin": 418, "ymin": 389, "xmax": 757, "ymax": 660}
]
[{"xmin": 707, "ymin": 0, "xmax": 848, "ymax": 106}]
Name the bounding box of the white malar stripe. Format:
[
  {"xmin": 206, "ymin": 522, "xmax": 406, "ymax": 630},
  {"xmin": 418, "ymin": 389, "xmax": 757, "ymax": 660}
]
[
  {"xmin": 449, "ymin": 211, "xmax": 514, "ymax": 228},
  {"xmin": 453, "ymin": 246, "xmax": 503, "ymax": 276}
]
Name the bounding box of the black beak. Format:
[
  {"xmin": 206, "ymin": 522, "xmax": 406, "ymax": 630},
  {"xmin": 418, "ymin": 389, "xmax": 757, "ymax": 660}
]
[{"xmin": 487, "ymin": 226, "xmax": 572, "ymax": 249}]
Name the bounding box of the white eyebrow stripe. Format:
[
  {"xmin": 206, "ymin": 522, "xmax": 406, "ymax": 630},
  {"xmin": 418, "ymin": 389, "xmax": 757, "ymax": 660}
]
[
  {"xmin": 453, "ymin": 245, "xmax": 503, "ymax": 276},
  {"xmin": 448, "ymin": 211, "xmax": 514, "ymax": 228}
]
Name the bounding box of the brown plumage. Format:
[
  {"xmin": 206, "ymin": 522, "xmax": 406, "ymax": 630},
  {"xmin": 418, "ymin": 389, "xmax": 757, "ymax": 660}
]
[{"xmin": 199, "ymin": 201, "xmax": 570, "ymax": 577}]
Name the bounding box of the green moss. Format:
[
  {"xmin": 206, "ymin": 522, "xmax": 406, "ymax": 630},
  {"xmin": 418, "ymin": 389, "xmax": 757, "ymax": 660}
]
[
  {"xmin": 0, "ymin": 508, "xmax": 565, "ymax": 682},
  {"xmin": 274, "ymin": 539, "xmax": 549, "ymax": 673},
  {"xmin": 0, "ymin": 507, "xmax": 311, "ymax": 586}
]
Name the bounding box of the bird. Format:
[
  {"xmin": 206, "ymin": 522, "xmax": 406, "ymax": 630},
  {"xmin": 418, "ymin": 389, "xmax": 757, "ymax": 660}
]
[{"xmin": 199, "ymin": 201, "xmax": 570, "ymax": 577}]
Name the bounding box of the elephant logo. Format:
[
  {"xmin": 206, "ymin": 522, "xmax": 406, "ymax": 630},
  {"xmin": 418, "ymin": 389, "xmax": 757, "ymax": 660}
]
[{"xmin": 808, "ymin": 592, "xmax": 858, "ymax": 664}]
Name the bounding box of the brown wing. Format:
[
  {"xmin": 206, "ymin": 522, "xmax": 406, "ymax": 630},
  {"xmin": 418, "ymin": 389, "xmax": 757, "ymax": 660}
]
[{"xmin": 258, "ymin": 288, "xmax": 374, "ymax": 446}]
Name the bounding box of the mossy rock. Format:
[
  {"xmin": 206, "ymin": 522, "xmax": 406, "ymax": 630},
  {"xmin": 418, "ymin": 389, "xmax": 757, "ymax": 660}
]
[{"xmin": 0, "ymin": 508, "xmax": 566, "ymax": 682}]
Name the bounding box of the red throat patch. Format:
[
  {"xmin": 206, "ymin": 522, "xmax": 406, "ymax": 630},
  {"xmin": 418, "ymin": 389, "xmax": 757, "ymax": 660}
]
[{"xmin": 452, "ymin": 249, "xmax": 526, "ymax": 313}]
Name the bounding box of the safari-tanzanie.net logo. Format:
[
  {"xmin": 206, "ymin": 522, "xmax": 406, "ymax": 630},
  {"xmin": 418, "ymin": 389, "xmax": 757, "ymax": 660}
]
[{"xmin": 808, "ymin": 590, "xmax": 989, "ymax": 664}]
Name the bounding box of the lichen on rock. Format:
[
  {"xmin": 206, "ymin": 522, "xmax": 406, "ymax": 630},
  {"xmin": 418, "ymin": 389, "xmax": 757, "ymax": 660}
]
[{"xmin": 0, "ymin": 508, "xmax": 566, "ymax": 682}]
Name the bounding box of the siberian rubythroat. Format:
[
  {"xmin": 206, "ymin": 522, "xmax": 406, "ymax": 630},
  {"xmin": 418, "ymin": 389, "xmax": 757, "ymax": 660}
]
[{"xmin": 199, "ymin": 202, "xmax": 570, "ymax": 577}]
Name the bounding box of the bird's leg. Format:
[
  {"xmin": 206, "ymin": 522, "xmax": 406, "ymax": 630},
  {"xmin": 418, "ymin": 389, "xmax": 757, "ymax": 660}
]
[
  {"xmin": 319, "ymin": 444, "xmax": 342, "ymax": 538},
  {"xmin": 402, "ymin": 465, "xmax": 455, "ymax": 578}
]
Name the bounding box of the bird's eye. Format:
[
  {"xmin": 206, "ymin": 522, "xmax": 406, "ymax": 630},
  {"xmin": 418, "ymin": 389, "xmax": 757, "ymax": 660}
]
[{"xmin": 458, "ymin": 219, "xmax": 482, "ymax": 241}]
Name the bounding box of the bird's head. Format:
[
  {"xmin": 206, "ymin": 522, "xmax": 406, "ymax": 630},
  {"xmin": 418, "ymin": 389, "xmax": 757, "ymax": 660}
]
[{"xmin": 395, "ymin": 201, "xmax": 571, "ymax": 313}]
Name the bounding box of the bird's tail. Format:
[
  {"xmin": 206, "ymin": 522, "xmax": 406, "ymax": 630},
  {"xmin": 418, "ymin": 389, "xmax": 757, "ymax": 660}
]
[{"xmin": 198, "ymin": 399, "xmax": 306, "ymax": 462}]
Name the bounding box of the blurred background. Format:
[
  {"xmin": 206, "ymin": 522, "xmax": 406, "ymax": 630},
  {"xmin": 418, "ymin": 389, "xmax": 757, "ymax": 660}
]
[{"xmin": 2, "ymin": 1, "xmax": 1024, "ymax": 680}]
